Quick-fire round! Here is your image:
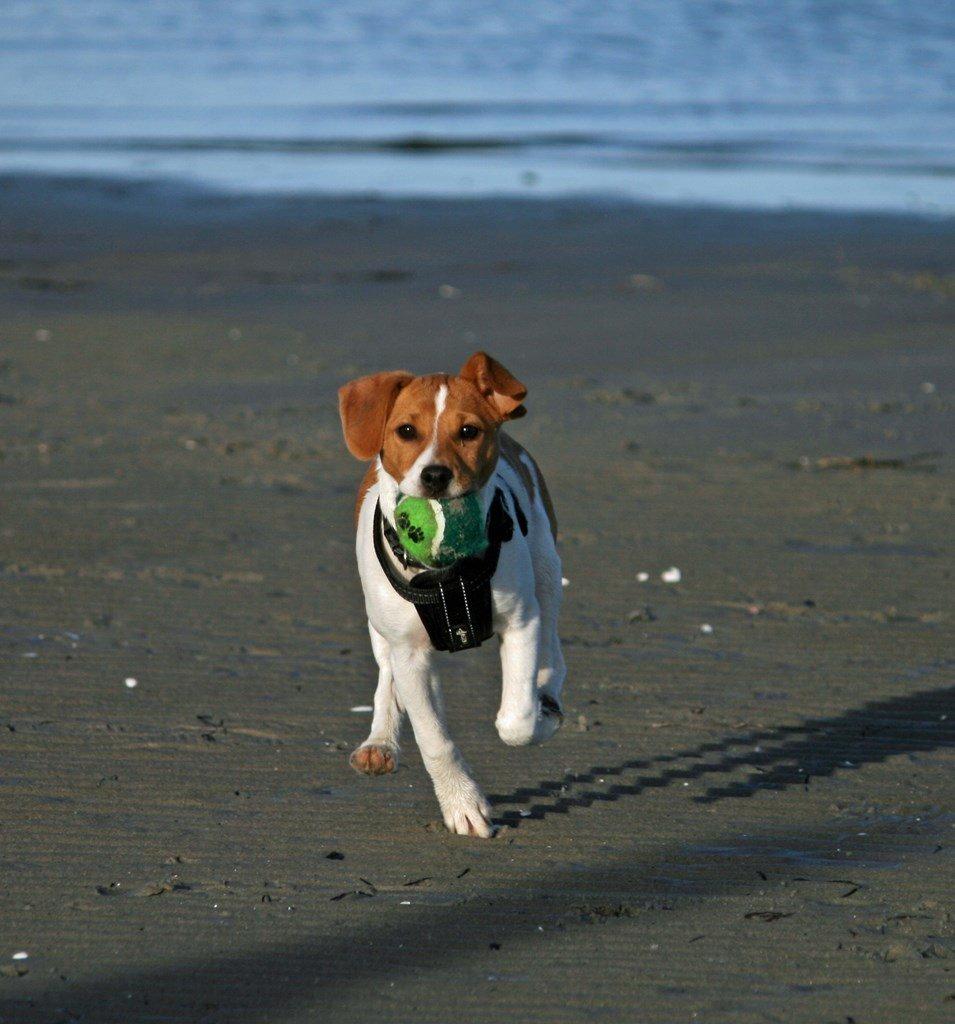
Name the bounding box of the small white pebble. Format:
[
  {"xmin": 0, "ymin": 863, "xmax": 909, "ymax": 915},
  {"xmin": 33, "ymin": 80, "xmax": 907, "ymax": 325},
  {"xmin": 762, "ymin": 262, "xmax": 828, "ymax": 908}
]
[
  {"xmin": 350, "ymin": 705, "xmax": 373, "ymax": 713},
  {"xmin": 661, "ymin": 566, "xmax": 682, "ymax": 583},
  {"xmin": 920, "ymin": 381, "xmax": 936, "ymax": 394},
  {"xmin": 399, "ymin": 900, "xmax": 411, "ymax": 905},
  {"xmin": 700, "ymin": 624, "xmax": 714, "ymax": 635},
  {"xmin": 561, "ymin": 577, "xmax": 569, "ymax": 587},
  {"xmin": 11, "ymin": 952, "xmax": 28, "ymax": 961},
  {"xmin": 636, "ymin": 571, "xmax": 650, "ymax": 582},
  {"xmin": 22, "ymin": 652, "xmax": 38, "ymax": 659},
  {"xmin": 124, "ymin": 677, "xmax": 138, "ymax": 689},
  {"xmin": 438, "ymin": 284, "xmax": 461, "ymax": 299}
]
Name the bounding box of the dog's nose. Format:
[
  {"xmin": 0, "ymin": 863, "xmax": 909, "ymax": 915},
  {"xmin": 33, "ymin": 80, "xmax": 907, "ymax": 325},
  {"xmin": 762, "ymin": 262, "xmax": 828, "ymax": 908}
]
[{"xmin": 420, "ymin": 464, "xmax": 453, "ymax": 494}]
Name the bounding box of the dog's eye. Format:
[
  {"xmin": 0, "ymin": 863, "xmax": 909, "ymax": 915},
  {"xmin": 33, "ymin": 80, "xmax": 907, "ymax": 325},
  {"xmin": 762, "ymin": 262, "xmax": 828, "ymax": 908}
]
[
  {"xmin": 459, "ymin": 424, "xmax": 481, "ymax": 441},
  {"xmin": 396, "ymin": 424, "xmax": 417, "ymax": 440}
]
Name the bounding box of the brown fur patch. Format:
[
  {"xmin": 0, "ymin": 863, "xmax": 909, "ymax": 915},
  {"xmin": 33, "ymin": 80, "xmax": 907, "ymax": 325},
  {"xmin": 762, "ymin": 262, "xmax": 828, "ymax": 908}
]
[
  {"xmin": 379, "ymin": 375, "xmax": 447, "ymax": 482},
  {"xmin": 338, "ymin": 370, "xmax": 413, "ymax": 460},
  {"xmin": 459, "ymin": 351, "xmax": 528, "ymax": 420},
  {"xmin": 379, "ymin": 374, "xmax": 503, "ymax": 496}
]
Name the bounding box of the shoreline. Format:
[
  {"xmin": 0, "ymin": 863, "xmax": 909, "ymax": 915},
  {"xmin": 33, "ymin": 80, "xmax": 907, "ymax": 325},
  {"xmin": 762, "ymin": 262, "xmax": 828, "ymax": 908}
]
[{"xmin": 4, "ymin": 169, "xmax": 955, "ymax": 229}]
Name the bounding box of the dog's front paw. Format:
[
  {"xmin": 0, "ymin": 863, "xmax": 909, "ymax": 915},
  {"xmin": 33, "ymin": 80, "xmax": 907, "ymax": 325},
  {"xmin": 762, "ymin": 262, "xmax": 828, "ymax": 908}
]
[
  {"xmin": 435, "ymin": 777, "xmax": 494, "ymax": 838},
  {"xmin": 349, "ymin": 743, "xmax": 397, "ymax": 776}
]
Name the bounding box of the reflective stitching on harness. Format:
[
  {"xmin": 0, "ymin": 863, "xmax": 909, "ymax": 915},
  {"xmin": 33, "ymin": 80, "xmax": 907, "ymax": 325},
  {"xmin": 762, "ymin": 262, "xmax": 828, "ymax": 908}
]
[
  {"xmin": 459, "ymin": 577, "xmax": 473, "ymax": 635},
  {"xmin": 437, "ymin": 582, "xmax": 454, "ymax": 646}
]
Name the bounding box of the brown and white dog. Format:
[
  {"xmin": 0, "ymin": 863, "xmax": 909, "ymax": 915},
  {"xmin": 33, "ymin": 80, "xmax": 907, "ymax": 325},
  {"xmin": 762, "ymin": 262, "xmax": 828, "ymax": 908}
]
[{"xmin": 338, "ymin": 352, "xmax": 565, "ymax": 837}]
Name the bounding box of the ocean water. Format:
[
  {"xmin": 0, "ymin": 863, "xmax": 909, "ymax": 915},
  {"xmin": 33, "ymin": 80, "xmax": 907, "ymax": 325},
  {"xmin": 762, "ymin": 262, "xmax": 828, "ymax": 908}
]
[{"xmin": 2, "ymin": 1, "xmax": 954, "ymax": 212}]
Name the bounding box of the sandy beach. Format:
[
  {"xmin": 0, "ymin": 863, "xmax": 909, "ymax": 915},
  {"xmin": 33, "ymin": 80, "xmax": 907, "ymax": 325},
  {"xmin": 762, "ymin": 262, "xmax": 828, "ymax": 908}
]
[{"xmin": 1, "ymin": 175, "xmax": 953, "ymax": 1022}]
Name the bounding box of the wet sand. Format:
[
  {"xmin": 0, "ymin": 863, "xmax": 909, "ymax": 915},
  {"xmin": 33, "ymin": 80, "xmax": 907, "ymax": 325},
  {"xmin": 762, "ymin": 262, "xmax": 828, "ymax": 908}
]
[{"xmin": 1, "ymin": 176, "xmax": 953, "ymax": 1022}]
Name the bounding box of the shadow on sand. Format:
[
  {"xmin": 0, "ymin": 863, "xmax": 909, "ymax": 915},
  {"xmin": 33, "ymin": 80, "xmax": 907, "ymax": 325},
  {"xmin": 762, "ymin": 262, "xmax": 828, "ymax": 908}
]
[
  {"xmin": 4, "ymin": 673, "xmax": 952, "ymax": 1024},
  {"xmin": 490, "ymin": 674, "xmax": 955, "ymax": 825}
]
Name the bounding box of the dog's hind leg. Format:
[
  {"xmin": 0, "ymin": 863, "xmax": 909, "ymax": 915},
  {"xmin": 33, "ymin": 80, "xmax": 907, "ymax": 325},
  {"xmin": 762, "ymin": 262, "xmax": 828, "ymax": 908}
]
[{"xmin": 349, "ymin": 621, "xmax": 403, "ymax": 775}]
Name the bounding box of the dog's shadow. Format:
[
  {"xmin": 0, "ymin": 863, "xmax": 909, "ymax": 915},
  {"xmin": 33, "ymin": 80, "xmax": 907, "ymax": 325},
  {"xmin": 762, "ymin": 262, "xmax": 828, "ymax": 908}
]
[
  {"xmin": 489, "ymin": 674, "xmax": 955, "ymax": 826},
  {"xmin": 6, "ymin": 672, "xmax": 953, "ymax": 1024}
]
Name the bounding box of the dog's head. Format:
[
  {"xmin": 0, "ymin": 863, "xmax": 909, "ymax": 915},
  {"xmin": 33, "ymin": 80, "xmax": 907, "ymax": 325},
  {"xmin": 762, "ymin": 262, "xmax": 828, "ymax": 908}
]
[{"xmin": 338, "ymin": 352, "xmax": 527, "ymax": 498}]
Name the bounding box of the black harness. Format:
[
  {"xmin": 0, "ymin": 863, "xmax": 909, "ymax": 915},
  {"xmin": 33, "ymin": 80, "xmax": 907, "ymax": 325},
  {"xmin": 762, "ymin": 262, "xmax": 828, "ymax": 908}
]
[{"xmin": 373, "ymin": 487, "xmax": 523, "ymax": 652}]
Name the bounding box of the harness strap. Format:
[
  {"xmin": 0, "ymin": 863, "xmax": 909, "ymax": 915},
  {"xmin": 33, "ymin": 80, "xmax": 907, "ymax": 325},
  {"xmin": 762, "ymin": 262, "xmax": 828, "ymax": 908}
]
[
  {"xmin": 372, "ymin": 487, "xmax": 515, "ymax": 651},
  {"xmin": 380, "ymin": 513, "xmax": 428, "ymax": 570}
]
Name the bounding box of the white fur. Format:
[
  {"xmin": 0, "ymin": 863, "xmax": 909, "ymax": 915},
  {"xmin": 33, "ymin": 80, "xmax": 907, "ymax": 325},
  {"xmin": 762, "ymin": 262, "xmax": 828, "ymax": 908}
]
[{"xmin": 353, "ymin": 435, "xmax": 565, "ymax": 838}]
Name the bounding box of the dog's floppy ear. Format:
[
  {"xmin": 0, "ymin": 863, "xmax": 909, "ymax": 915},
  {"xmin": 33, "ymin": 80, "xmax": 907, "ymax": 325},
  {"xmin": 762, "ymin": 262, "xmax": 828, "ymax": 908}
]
[
  {"xmin": 459, "ymin": 351, "xmax": 527, "ymax": 421},
  {"xmin": 338, "ymin": 371, "xmax": 414, "ymax": 460}
]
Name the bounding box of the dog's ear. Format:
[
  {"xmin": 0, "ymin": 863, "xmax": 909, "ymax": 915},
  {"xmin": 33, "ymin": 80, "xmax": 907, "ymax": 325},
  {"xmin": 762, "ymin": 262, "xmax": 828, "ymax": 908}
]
[
  {"xmin": 459, "ymin": 351, "xmax": 527, "ymax": 421},
  {"xmin": 338, "ymin": 371, "xmax": 414, "ymax": 460}
]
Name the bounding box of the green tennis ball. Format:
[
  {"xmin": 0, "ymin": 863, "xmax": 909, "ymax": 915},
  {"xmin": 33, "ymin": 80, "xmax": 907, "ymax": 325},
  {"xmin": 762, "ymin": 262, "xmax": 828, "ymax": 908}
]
[{"xmin": 393, "ymin": 493, "xmax": 488, "ymax": 568}]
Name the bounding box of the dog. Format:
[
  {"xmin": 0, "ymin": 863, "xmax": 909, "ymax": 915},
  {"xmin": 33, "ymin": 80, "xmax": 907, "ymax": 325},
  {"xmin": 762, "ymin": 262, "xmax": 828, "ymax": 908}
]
[{"xmin": 338, "ymin": 352, "xmax": 565, "ymax": 837}]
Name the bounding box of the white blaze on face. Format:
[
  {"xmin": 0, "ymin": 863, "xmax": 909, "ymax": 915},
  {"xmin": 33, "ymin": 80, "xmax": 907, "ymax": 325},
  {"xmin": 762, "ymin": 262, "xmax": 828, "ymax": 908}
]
[{"xmin": 399, "ymin": 384, "xmax": 449, "ymax": 497}]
